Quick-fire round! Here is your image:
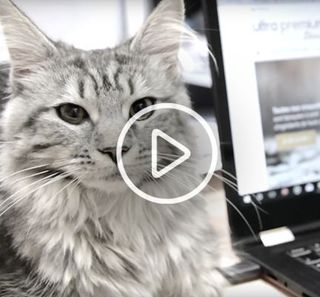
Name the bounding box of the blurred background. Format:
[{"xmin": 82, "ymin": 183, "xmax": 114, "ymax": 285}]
[{"xmin": 0, "ymin": 0, "xmax": 214, "ymax": 114}]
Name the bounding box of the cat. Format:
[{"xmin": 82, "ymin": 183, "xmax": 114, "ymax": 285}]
[{"xmin": 0, "ymin": 0, "xmax": 224, "ymax": 296}]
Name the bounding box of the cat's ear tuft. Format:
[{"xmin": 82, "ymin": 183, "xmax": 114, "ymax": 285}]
[
  {"xmin": 130, "ymin": 0, "xmax": 185, "ymax": 61},
  {"xmin": 0, "ymin": 0, "xmax": 57, "ymax": 76}
]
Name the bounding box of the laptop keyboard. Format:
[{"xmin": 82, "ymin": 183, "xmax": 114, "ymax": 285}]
[{"xmin": 288, "ymin": 243, "xmax": 320, "ymax": 272}]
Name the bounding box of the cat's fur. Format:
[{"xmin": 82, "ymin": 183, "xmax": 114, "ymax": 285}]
[{"xmin": 0, "ymin": 0, "xmax": 224, "ymax": 296}]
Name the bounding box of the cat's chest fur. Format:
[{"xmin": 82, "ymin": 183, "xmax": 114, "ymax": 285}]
[{"xmin": 7, "ymin": 180, "xmax": 201, "ymax": 297}]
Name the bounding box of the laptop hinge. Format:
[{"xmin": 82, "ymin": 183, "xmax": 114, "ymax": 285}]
[{"xmin": 259, "ymin": 227, "xmax": 295, "ymax": 247}]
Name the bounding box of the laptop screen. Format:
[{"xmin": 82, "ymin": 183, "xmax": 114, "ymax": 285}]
[{"xmin": 217, "ymin": 0, "xmax": 320, "ymax": 200}]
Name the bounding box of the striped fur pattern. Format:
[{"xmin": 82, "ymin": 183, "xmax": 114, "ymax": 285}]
[{"xmin": 0, "ymin": 0, "xmax": 224, "ymax": 296}]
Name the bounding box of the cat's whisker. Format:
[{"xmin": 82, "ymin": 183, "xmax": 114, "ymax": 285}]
[
  {"xmin": 214, "ymin": 171, "xmax": 266, "ymax": 218},
  {"xmin": 0, "ymin": 174, "xmax": 62, "ymax": 217},
  {"xmin": 1, "ymin": 169, "xmax": 51, "ymax": 190},
  {"xmin": 205, "ymin": 193, "xmax": 259, "ymax": 241},
  {"xmin": 212, "ymin": 172, "xmax": 238, "ymax": 190},
  {"xmin": 156, "ymin": 158, "xmax": 199, "ymax": 172},
  {"xmin": 219, "ymin": 169, "xmax": 237, "ymax": 182},
  {"xmin": 194, "ymin": 173, "xmax": 263, "ymax": 233},
  {"xmin": 246, "ymin": 196, "xmax": 268, "ymax": 214},
  {"xmin": 157, "ymin": 154, "xmax": 237, "ymax": 189},
  {"xmin": 0, "ymin": 160, "xmax": 75, "ymax": 191},
  {"xmin": 140, "ymin": 14, "xmax": 218, "ymax": 73},
  {"xmin": 155, "ymin": 155, "xmax": 241, "ymax": 195},
  {"xmin": 144, "ymin": 170, "xmax": 181, "ymax": 199},
  {"xmin": 68, "ymin": 178, "xmax": 83, "ymax": 198},
  {"xmin": 206, "ymin": 174, "xmax": 265, "ymax": 230},
  {"xmin": 220, "ymin": 197, "xmax": 259, "ymax": 241},
  {"xmin": 157, "ymin": 152, "xmax": 199, "ymax": 161},
  {"xmin": 0, "ymin": 169, "xmax": 79, "ymax": 218},
  {"xmin": 251, "ymin": 201, "xmax": 264, "ymax": 230},
  {"xmin": 0, "ymin": 171, "xmax": 61, "ymax": 212},
  {"xmin": 48, "ymin": 176, "xmax": 80, "ymax": 203},
  {"xmin": 156, "ymin": 157, "xmax": 259, "ymax": 195},
  {"xmin": 214, "ymin": 172, "xmax": 267, "ymax": 215},
  {"xmin": 212, "ymin": 172, "xmax": 267, "ymax": 215},
  {"xmin": 156, "ymin": 156, "xmax": 267, "ymax": 218},
  {"xmin": 0, "ymin": 166, "xmax": 78, "ymax": 208},
  {"xmin": 159, "ymin": 153, "xmax": 267, "ymax": 214},
  {"xmin": 154, "ymin": 163, "xmax": 259, "ymax": 240},
  {"xmin": 0, "ymin": 164, "xmax": 50, "ymax": 184},
  {"xmin": 179, "ymin": 33, "xmax": 218, "ymax": 72}
]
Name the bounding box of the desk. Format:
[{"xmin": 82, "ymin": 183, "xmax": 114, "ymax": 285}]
[{"xmin": 206, "ymin": 179, "xmax": 288, "ymax": 297}]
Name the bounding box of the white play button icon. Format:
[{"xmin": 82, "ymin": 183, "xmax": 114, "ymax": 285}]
[
  {"xmin": 151, "ymin": 129, "xmax": 191, "ymax": 179},
  {"xmin": 117, "ymin": 103, "xmax": 218, "ymax": 204}
]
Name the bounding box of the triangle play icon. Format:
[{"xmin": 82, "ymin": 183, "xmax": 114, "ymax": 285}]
[{"xmin": 151, "ymin": 129, "xmax": 191, "ymax": 179}]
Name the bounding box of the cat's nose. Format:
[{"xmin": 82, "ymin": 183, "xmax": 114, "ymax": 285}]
[{"xmin": 97, "ymin": 146, "xmax": 130, "ymax": 164}]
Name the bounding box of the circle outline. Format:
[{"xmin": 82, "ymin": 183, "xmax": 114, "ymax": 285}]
[{"xmin": 117, "ymin": 103, "xmax": 218, "ymax": 205}]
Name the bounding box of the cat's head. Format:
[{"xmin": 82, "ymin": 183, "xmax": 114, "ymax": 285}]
[{"xmin": 0, "ymin": 0, "xmax": 192, "ymax": 194}]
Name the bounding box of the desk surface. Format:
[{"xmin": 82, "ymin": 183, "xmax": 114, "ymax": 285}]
[
  {"xmin": 206, "ymin": 181, "xmax": 288, "ymax": 297},
  {"xmin": 224, "ymin": 280, "xmax": 286, "ymax": 297}
]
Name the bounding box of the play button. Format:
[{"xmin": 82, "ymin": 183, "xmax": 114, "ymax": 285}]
[
  {"xmin": 117, "ymin": 103, "xmax": 218, "ymax": 205},
  {"xmin": 151, "ymin": 129, "xmax": 191, "ymax": 179}
]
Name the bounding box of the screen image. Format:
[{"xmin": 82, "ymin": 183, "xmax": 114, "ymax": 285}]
[
  {"xmin": 217, "ymin": 0, "xmax": 320, "ymax": 197},
  {"xmin": 257, "ymin": 58, "xmax": 320, "ymax": 190}
]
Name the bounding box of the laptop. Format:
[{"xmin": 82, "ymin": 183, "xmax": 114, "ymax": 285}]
[{"xmin": 202, "ymin": 0, "xmax": 320, "ymax": 296}]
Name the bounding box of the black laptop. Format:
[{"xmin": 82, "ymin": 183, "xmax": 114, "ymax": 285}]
[{"xmin": 202, "ymin": 0, "xmax": 320, "ymax": 296}]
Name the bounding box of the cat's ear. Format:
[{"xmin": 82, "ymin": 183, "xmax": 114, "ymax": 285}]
[
  {"xmin": 131, "ymin": 0, "xmax": 185, "ymax": 62},
  {"xmin": 0, "ymin": 0, "xmax": 57, "ymax": 76}
]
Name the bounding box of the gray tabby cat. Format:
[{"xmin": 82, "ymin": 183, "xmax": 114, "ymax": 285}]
[{"xmin": 0, "ymin": 0, "xmax": 224, "ymax": 296}]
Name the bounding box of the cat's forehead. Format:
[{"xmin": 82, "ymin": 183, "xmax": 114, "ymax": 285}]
[
  {"xmin": 44, "ymin": 49, "xmax": 148, "ymax": 112},
  {"xmin": 53, "ymin": 48, "xmax": 172, "ymax": 103},
  {"xmin": 64, "ymin": 47, "xmax": 145, "ymax": 75}
]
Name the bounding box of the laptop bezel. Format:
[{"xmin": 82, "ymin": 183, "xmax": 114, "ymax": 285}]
[{"xmin": 201, "ymin": 0, "xmax": 320, "ymax": 244}]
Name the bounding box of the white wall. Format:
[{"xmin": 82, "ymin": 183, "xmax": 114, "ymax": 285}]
[
  {"xmin": 0, "ymin": 1, "xmax": 211, "ymax": 88},
  {"xmin": 0, "ymin": 0, "xmax": 148, "ymax": 62}
]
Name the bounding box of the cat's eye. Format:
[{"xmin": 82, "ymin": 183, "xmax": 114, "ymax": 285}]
[
  {"xmin": 129, "ymin": 97, "xmax": 156, "ymax": 121},
  {"xmin": 56, "ymin": 104, "xmax": 89, "ymax": 125}
]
